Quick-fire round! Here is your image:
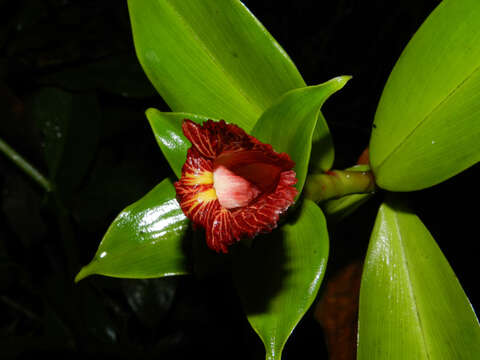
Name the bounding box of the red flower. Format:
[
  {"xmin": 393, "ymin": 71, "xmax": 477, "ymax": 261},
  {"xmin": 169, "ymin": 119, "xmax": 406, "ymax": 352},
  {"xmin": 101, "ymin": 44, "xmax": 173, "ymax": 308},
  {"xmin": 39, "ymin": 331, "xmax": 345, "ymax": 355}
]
[{"xmin": 174, "ymin": 119, "xmax": 298, "ymax": 253}]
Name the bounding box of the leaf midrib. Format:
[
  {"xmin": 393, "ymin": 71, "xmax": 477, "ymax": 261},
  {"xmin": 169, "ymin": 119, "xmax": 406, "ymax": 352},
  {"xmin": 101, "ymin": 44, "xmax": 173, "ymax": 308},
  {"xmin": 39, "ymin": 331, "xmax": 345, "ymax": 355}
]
[
  {"xmin": 376, "ymin": 62, "xmax": 480, "ymax": 171},
  {"xmin": 164, "ymin": 0, "xmax": 264, "ymax": 120},
  {"xmin": 393, "ymin": 212, "xmax": 430, "ymax": 360}
]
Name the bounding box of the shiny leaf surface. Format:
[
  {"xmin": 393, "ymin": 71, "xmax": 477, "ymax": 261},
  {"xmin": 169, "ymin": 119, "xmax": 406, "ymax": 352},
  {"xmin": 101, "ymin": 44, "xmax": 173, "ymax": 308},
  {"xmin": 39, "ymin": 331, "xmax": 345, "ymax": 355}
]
[
  {"xmin": 233, "ymin": 199, "xmax": 329, "ymax": 360},
  {"xmin": 358, "ymin": 202, "xmax": 480, "ymax": 359},
  {"xmin": 146, "ymin": 109, "xmax": 215, "ymax": 178},
  {"xmin": 370, "ymin": 0, "xmax": 480, "ymax": 190},
  {"xmin": 252, "ymin": 76, "xmax": 350, "ymax": 194},
  {"xmin": 127, "ymin": 0, "xmax": 305, "ymax": 131},
  {"xmin": 75, "ymin": 178, "xmax": 190, "ymax": 281}
]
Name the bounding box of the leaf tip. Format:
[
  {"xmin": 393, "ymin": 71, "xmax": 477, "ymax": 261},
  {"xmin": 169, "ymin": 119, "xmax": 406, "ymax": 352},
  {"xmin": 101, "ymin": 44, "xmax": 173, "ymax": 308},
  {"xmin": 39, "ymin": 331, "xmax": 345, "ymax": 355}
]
[
  {"xmin": 333, "ymin": 75, "xmax": 352, "ymax": 88},
  {"xmin": 145, "ymin": 107, "xmax": 161, "ymax": 121},
  {"xmin": 74, "ymin": 263, "xmax": 95, "ymax": 283},
  {"xmin": 319, "ymin": 75, "xmax": 352, "ymax": 99}
]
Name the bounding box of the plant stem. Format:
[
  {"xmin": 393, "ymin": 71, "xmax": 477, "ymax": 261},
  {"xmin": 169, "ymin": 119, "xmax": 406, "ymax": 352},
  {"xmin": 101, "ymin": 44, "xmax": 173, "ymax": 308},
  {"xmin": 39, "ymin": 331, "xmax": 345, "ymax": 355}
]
[
  {"xmin": 0, "ymin": 295, "xmax": 41, "ymax": 322},
  {"xmin": 0, "ymin": 137, "xmax": 52, "ymax": 192},
  {"xmin": 304, "ymin": 169, "xmax": 375, "ymax": 203}
]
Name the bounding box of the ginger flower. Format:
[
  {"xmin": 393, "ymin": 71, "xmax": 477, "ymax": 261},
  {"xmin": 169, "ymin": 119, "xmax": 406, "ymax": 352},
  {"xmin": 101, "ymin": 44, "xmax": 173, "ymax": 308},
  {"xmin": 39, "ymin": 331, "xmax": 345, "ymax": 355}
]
[{"xmin": 174, "ymin": 119, "xmax": 298, "ymax": 253}]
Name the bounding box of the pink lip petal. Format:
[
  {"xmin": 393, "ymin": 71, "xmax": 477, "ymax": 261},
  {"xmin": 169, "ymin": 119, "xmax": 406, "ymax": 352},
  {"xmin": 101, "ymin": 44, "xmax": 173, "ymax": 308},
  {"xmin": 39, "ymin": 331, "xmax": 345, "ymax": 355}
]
[{"xmin": 213, "ymin": 165, "xmax": 261, "ymax": 209}]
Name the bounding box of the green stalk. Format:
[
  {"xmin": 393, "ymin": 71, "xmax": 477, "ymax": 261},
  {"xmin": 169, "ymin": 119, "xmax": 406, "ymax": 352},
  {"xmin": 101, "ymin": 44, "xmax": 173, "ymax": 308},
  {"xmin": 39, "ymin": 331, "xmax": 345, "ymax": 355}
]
[
  {"xmin": 0, "ymin": 137, "xmax": 52, "ymax": 192},
  {"xmin": 304, "ymin": 169, "xmax": 375, "ymax": 203}
]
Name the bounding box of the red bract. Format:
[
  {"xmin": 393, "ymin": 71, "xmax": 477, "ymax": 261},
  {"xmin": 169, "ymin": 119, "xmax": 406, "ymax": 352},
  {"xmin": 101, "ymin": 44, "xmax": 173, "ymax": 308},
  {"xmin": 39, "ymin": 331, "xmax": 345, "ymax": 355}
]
[{"xmin": 174, "ymin": 119, "xmax": 298, "ymax": 253}]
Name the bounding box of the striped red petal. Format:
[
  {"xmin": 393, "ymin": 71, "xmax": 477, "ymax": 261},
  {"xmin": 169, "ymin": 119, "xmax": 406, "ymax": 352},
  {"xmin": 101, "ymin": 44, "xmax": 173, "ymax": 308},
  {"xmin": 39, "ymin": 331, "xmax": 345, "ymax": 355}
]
[{"xmin": 175, "ymin": 119, "xmax": 298, "ymax": 253}]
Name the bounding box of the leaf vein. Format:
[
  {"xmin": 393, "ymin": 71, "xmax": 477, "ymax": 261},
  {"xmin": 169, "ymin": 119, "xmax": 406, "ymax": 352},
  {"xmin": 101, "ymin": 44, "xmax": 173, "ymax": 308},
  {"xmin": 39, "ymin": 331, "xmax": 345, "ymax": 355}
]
[
  {"xmin": 376, "ymin": 62, "xmax": 480, "ymax": 170},
  {"xmin": 164, "ymin": 0, "xmax": 263, "ymax": 117},
  {"xmin": 394, "ymin": 212, "xmax": 430, "ymax": 360}
]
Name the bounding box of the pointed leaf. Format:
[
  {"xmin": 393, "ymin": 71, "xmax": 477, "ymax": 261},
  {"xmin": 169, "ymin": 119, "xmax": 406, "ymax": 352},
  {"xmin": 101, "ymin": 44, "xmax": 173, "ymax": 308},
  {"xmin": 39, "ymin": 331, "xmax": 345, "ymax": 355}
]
[
  {"xmin": 252, "ymin": 76, "xmax": 351, "ymax": 195},
  {"xmin": 233, "ymin": 199, "xmax": 329, "ymax": 360},
  {"xmin": 146, "ymin": 109, "xmax": 216, "ymax": 178},
  {"xmin": 127, "ymin": 0, "xmax": 305, "ymax": 131},
  {"xmin": 370, "ymin": 0, "xmax": 480, "ymax": 191},
  {"xmin": 75, "ymin": 178, "xmax": 190, "ymax": 281},
  {"xmin": 358, "ymin": 201, "xmax": 480, "ymax": 359}
]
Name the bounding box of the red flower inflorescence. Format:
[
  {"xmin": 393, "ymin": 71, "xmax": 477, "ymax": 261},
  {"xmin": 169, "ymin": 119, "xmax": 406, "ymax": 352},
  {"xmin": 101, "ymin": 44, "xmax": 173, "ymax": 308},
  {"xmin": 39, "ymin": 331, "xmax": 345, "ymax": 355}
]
[{"xmin": 174, "ymin": 119, "xmax": 298, "ymax": 253}]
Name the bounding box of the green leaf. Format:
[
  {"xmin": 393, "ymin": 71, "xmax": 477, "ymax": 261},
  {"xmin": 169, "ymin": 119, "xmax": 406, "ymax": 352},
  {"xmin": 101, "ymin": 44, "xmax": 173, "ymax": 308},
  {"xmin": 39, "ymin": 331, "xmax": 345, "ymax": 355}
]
[
  {"xmin": 75, "ymin": 178, "xmax": 190, "ymax": 282},
  {"xmin": 309, "ymin": 111, "xmax": 334, "ymax": 173},
  {"xmin": 358, "ymin": 201, "xmax": 480, "ymax": 359},
  {"xmin": 233, "ymin": 199, "xmax": 329, "ymax": 360},
  {"xmin": 127, "ymin": 0, "xmax": 305, "ymax": 131},
  {"xmin": 147, "ymin": 77, "xmax": 349, "ymax": 184},
  {"xmin": 370, "ymin": 0, "xmax": 480, "ymax": 191},
  {"xmin": 252, "ymin": 76, "xmax": 351, "ymax": 195},
  {"xmin": 146, "ymin": 109, "xmax": 216, "ymax": 178}
]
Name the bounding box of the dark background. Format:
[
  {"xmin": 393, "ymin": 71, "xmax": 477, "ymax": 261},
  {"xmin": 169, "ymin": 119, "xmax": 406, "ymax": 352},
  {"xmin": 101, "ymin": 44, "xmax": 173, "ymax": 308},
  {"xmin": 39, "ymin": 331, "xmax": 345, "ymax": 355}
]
[{"xmin": 0, "ymin": 0, "xmax": 477, "ymax": 359}]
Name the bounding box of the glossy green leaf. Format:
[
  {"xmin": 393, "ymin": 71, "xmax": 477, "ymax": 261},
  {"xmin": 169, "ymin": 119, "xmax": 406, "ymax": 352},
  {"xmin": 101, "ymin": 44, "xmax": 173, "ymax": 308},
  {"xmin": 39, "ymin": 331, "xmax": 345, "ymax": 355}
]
[
  {"xmin": 321, "ymin": 165, "xmax": 374, "ymax": 222},
  {"xmin": 370, "ymin": 0, "xmax": 480, "ymax": 191},
  {"xmin": 75, "ymin": 178, "xmax": 190, "ymax": 282},
  {"xmin": 146, "ymin": 109, "xmax": 216, "ymax": 178},
  {"xmin": 128, "ymin": 0, "xmax": 305, "ymax": 131},
  {"xmin": 358, "ymin": 201, "xmax": 480, "ymax": 359},
  {"xmin": 233, "ymin": 199, "xmax": 329, "ymax": 360},
  {"xmin": 252, "ymin": 76, "xmax": 351, "ymax": 194}
]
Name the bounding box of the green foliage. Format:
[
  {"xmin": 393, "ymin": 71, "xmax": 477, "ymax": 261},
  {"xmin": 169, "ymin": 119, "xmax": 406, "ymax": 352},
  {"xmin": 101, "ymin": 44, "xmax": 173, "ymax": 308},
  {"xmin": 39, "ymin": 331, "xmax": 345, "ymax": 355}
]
[
  {"xmin": 370, "ymin": 0, "xmax": 480, "ymax": 191},
  {"xmin": 144, "ymin": 77, "xmax": 348, "ymax": 360},
  {"xmin": 233, "ymin": 199, "xmax": 329, "ymax": 360},
  {"xmin": 144, "ymin": 69, "xmax": 345, "ymax": 360},
  {"xmin": 358, "ymin": 201, "xmax": 480, "ymax": 359},
  {"xmin": 1, "ymin": 0, "xmax": 478, "ymax": 359},
  {"xmin": 146, "ymin": 75, "xmax": 350, "ymax": 194},
  {"xmin": 75, "ymin": 178, "xmax": 190, "ymax": 281},
  {"xmin": 252, "ymin": 77, "xmax": 350, "ymax": 194},
  {"xmin": 80, "ymin": 1, "xmax": 479, "ymax": 358},
  {"xmin": 127, "ymin": 0, "xmax": 305, "ymax": 131}
]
